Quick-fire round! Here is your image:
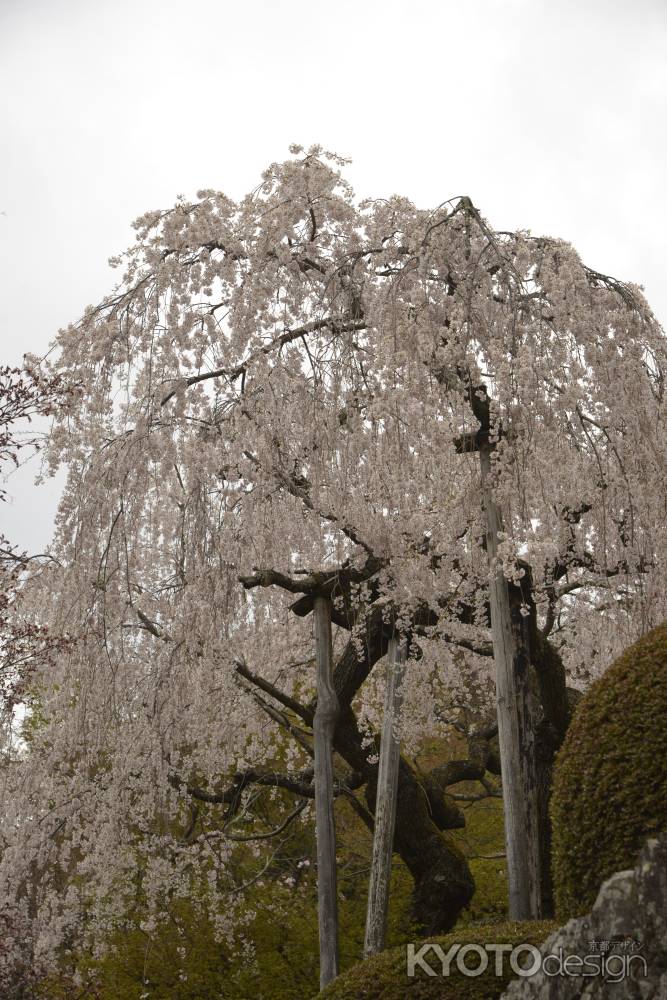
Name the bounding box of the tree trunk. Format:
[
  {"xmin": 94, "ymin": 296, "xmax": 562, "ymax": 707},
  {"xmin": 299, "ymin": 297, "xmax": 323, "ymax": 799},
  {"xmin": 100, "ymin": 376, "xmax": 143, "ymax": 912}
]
[
  {"xmin": 313, "ymin": 595, "xmax": 340, "ymax": 988},
  {"xmin": 324, "ymin": 603, "xmax": 475, "ymax": 933},
  {"xmin": 334, "ymin": 707, "xmax": 475, "ymax": 934},
  {"xmin": 480, "ymin": 443, "xmax": 543, "ymax": 920},
  {"xmin": 299, "ymin": 562, "xmax": 571, "ymax": 929},
  {"xmin": 532, "ymin": 627, "xmax": 574, "ymax": 915},
  {"xmin": 364, "ymin": 637, "xmax": 406, "ymax": 957}
]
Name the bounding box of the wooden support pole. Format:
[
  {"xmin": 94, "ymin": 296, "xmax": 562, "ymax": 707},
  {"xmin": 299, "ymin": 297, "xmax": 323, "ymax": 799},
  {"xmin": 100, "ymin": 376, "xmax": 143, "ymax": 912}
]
[
  {"xmin": 364, "ymin": 635, "xmax": 406, "ymax": 957},
  {"xmin": 480, "ymin": 443, "xmax": 542, "ymax": 920},
  {"xmin": 313, "ymin": 595, "xmax": 340, "ymax": 988}
]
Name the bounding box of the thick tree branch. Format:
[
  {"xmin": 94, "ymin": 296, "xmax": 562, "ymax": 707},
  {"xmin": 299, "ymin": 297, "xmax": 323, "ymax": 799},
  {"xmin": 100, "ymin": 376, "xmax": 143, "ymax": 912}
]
[
  {"xmin": 177, "ymin": 768, "xmax": 317, "ymax": 805},
  {"xmin": 240, "ymin": 551, "xmax": 383, "ymax": 603}
]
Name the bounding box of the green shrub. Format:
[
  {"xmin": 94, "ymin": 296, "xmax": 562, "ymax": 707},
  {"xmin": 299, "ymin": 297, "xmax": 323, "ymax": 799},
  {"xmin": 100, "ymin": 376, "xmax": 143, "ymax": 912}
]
[
  {"xmin": 317, "ymin": 920, "xmax": 556, "ymax": 1000},
  {"xmin": 551, "ymin": 620, "xmax": 667, "ymax": 918}
]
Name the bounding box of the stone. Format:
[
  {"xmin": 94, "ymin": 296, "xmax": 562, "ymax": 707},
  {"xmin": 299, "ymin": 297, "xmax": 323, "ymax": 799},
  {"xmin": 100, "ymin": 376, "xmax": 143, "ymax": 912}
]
[{"xmin": 501, "ymin": 837, "xmax": 667, "ymax": 999}]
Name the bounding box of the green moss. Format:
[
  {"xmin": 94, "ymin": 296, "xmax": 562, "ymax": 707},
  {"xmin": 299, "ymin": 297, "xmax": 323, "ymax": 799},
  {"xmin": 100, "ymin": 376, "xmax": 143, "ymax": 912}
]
[
  {"xmin": 452, "ymin": 796, "xmax": 508, "ymax": 925},
  {"xmin": 551, "ymin": 620, "xmax": 667, "ymax": 919},
  {"xmin": 317, "ymin": 920, "xmax": 557, "ymax": 1000}
]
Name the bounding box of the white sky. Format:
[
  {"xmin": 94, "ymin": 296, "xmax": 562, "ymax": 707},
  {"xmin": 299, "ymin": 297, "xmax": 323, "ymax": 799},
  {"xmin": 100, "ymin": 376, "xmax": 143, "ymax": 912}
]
[{"xmin": 1, "ymin": 0, "xmax": 666, "ymax": 551}]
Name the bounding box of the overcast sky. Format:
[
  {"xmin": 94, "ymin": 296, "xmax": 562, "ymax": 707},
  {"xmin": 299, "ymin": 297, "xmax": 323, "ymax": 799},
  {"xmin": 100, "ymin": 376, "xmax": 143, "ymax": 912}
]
[{"xmin": 1, "ymin": 0, "xmax": 666, "ymax": 551}]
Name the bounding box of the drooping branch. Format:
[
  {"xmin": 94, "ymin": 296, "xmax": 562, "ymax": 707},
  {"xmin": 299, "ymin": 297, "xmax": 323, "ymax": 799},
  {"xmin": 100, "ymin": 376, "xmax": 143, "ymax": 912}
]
[
  {"xmin": 160, "ymin": 316, "xmax": 367, "ymax": 405},
  {"xmin": 174, "ymin": 766, "xmax": 362, "ymax": 810},
  {"xmin": 221, "ymin": 800, "xmax": 309, "ymax": 842},
  {"xmin": 175, "ymin": 769, "xmax": 314, "ymax": 816}
]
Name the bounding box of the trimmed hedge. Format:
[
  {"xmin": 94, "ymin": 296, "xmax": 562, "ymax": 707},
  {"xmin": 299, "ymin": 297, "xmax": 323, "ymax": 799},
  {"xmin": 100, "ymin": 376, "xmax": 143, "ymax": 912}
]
[
  {"xmin": 551, "ymin": 620, "xmax": 667, "ymax": 918},
  {"xmin": 317, "ymin": 921, "xmax": 556, "ymax": 999}
]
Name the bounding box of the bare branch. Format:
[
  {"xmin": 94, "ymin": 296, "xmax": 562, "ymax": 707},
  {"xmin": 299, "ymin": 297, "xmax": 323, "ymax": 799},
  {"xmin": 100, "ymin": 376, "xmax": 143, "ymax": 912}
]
[
  {"xmin": 234, "ymin": 657, "xmax": 314, "ymax": 725},
  {"xmin": 222, "ymin": 800, "xmax": 309, "ymax": 842}
]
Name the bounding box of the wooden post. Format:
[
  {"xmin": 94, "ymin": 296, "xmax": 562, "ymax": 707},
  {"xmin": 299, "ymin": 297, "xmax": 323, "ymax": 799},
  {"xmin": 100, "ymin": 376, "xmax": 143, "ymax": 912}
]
[
  {"xmin": 480, "ymin": 443, "xmax": 542, "ymax": 920},
  {"xmin": 313, "ymin": 595, "xmax": 340, "ymax": 988},
  {"xmin": 364, "ymin": 636, "xmax": 406, "ymax": 957}
]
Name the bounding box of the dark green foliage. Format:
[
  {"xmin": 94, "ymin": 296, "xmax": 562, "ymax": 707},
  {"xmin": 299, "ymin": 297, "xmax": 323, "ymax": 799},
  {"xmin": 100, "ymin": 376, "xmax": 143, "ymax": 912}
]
[
  {"xmin": 551, "ymin": 620, "xmax": 667, "ymax": 918},
  {"xmin": 317, "ymin": 921, "xmax": 557, "ymax": 1000}
]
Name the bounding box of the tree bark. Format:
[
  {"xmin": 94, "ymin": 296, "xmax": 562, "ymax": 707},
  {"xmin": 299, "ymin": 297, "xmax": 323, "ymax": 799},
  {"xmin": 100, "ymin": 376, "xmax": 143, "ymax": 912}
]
[
  {"xmin": 313, "ymin": 595, "xmax": 340, "ymax": 988},
  {"xmin": 480, "ymin": 443, "xmax": 543, "ymax": 920},
  {"xmin": 333, "ymin": 706, "xmax": 475, "ymax": 934},
  {"xmin": 364, "ymin": 637, "xmax": 406, "ymax": 957},
  {"xmin": 532, "ymin": 626, "xmax": 573, "ymax": 915}
]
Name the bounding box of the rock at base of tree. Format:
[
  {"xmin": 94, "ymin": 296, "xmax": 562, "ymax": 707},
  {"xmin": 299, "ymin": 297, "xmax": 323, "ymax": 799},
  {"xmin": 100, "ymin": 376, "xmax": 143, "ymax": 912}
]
[{"xmin": 501, "ymin": 836, "xmax": 667, "ymax": 999}]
